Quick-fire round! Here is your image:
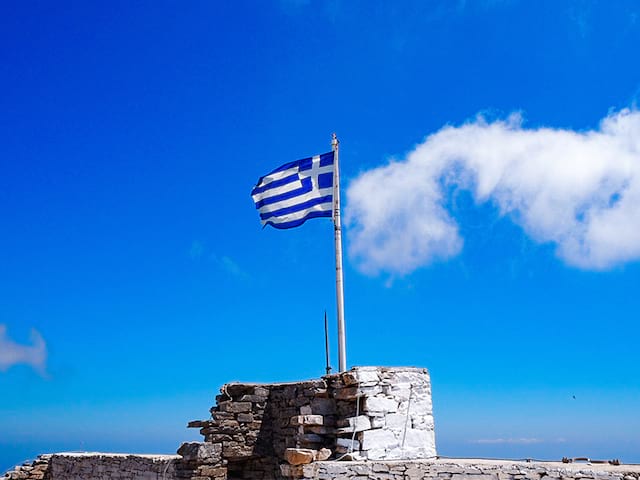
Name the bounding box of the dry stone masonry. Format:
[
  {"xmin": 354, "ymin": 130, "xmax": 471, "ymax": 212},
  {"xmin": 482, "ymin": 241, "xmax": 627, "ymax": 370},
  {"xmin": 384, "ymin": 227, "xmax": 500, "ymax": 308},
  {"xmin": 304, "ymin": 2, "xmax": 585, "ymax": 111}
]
[
  {"xmin": 4, "ymin": 366, "xmax": 638, "ymax": 480},
  {"xmin": 328, "ymin": 366, "xmax": 436, "ymax": 461},
  {"xmin": 4, "ymin": 455, "xmax": 640, "ymax": 480},
  {"xmin": 293, "ymin": 458, "xmax": 640, "ymax": 480},
  {"xmin": 182, "ymin": 366, "xmax": 436, "ymax": 478},
  {"xmin": 2, "ymin": 453, "xmax": 179, "ymax": 480}
]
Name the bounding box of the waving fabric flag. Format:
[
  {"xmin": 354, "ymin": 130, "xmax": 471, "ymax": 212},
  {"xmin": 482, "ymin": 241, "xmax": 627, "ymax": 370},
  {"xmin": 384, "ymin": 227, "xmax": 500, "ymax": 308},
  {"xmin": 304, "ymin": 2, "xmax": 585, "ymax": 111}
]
[{"xmin": 251, "ymin": 152, "xmax": 334, "ymax": 229}]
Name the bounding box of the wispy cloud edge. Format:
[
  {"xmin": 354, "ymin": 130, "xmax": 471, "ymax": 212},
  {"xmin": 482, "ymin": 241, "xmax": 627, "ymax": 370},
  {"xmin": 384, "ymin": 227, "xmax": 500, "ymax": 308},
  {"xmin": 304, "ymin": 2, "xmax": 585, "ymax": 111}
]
[{"xmin": 0, "ymin": 324, "xmax": 47, "ymax": 375}]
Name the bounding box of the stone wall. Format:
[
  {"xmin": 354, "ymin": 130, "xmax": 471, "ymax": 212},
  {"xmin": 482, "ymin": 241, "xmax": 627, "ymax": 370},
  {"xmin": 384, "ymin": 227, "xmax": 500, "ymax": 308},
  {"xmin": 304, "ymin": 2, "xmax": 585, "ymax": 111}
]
[
  {"xmin": 5, "ymin": 454, "xmax": 639, "ymax": 480},
  {"xmin": 294, "ymin": 458, "xmax": 640, "ymax": 480},
  {"xmin": 2, "ymin": 453, "xmax": 180, "ymax": 480},
  {"xmin": 187, "ymin": 378, "xmax": 334, "ymax": 479}
]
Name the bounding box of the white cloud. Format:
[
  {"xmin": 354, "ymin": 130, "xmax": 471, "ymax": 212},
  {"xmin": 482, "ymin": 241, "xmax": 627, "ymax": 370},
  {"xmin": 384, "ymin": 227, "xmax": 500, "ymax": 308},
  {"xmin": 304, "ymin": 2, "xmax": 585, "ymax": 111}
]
[
  {"xmin": 346, "ymin": 108, "xmax": 640, "ymax": 275},
  {"xmin": 189, "ymin": 240, "xmax": 205, "ymax": 260},
  {"xmin": 470, "ymin": 437, "xmax": 566, "ymax": 445},
  {"xmin": 0, "ymin": 325, "xmax": 47, "ymax": 374},
  {"xmin": 218, "ymin": 255, "xmax": 247, "ymax": 279},
  {"xmin": 471, "ymin": 438, "xmax": 540, "ymax": 445}
]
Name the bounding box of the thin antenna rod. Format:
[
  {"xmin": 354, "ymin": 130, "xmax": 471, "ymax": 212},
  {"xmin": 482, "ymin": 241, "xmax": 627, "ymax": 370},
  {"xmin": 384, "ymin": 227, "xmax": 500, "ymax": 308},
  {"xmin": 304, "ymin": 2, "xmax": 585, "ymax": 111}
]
[{"xmin": 324, "ymin": 310, "xmax": 331, "ymax": 375}]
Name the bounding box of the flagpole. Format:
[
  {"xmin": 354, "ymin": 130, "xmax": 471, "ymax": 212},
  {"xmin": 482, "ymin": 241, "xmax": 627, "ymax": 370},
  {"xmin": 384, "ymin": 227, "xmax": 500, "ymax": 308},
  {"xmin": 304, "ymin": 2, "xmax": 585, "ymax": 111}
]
[{"xmin": 332, "ymin": 133, "xmax": 347, "ymax": 372}]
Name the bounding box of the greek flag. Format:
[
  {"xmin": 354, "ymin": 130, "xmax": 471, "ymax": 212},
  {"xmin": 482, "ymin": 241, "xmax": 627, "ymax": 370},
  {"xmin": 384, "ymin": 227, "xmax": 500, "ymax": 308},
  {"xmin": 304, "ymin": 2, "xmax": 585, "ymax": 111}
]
[{"xmin": 251, "ymin": 152, "xmax": 334, "ymax": 229}]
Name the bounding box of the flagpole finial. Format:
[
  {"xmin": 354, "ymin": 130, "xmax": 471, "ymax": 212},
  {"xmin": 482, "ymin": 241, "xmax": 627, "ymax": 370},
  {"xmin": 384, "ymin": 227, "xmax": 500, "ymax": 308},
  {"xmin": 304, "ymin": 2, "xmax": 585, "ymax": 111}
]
[{"xmin": 332, "ymin": 133, "xmax": 339, "ymax": 147}]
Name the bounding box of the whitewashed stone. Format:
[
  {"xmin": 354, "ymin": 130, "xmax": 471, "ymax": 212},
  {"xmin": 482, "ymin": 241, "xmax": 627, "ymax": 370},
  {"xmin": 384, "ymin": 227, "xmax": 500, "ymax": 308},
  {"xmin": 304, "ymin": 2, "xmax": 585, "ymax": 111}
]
[
  {"xmin": 336, "ymin": 415, "xmax": 371, "ymax": 433},
  {"xmin": 385, "ymin": 413, "xmax": 407, "ymax": 430},
  {"xmin": 412, "ymin": 396, "xmax": 433, "ymax": 411},
  {"xmin": 371, "ymin": 416, "xmax": 385, "ymax": 428},
  {"xmin": 402, "ymin": 428, "xmax": 430, "ymax": 450},
  {"xmin": 351, "ymin": 369, "xmax": 381, "ymax": 385},
  {"xmin": 360, "ymin": 429, "xmax": 398, "ymax": 451},
  {"xmin": 364, "ymin": 396, "xmax": 398, "ymax": 414},
  {"xmin": 335, "ymin": 437, "xmax": 360, "ymax": 451},
  {"xmin": 363, "ymin": 448, "xmax": 387, "ymax": 459}
]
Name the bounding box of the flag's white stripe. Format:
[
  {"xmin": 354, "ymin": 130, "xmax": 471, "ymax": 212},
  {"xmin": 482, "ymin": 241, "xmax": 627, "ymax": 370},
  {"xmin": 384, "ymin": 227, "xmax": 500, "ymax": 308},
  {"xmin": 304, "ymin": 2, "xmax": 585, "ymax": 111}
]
[
  {"xmin": 257, "ymin": 187, "xmax": 333, "ymax": 215},
  {"xmin": 261, "ymin": 201, "xmax": 333, "ymax": 225},
  {"xmin": 303, "ymin": 164, "xmax": 334, "ymax": 176},
  {"xmin": 254, "ymin": 164, "xmax": 334, "ymax": 202},
  {"xmin": 257, "ymin": 163, "xmax": 333, "ymax": 191},
  {"xmin": 257, "ymin": 165, "xmax": 301, "ymax": 187},
  {"xmin": 251, "ymin": 178, "xmax": 303, "ymax": 202}
]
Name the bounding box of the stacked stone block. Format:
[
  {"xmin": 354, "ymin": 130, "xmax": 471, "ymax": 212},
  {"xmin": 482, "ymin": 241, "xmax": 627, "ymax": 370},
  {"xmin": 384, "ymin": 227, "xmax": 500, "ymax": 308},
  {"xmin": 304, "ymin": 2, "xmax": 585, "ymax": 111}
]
[
  {"xmin": 186, "ymin": 380, "xmax": 336, "ymax": 479},
  {"xmin": 176, "ymin": 442, "xmax": 226, "ymax": 480}
]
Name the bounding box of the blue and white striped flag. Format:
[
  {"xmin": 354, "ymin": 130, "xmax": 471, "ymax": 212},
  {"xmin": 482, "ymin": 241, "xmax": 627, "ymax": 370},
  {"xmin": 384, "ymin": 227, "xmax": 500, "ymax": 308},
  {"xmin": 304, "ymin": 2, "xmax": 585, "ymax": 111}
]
[{"xmin": 251, "ymin": 151, "xmax": 334, "ymax": 229}]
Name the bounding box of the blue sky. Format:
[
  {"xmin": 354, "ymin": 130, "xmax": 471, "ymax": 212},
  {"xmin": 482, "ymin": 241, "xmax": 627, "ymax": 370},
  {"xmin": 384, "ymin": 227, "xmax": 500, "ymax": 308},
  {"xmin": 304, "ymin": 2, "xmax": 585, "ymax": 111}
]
[{"xmin": 2, "ymin": 0, "xmax": 640, "ymax": 471}]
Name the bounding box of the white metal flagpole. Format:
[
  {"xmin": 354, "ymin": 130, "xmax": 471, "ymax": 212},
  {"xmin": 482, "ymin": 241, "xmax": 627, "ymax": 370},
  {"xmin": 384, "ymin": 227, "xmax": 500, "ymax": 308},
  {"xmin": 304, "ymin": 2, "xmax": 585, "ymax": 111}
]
[{"xmin": 332, "ymin": 133, "xmax": 347, "ymax": 372}]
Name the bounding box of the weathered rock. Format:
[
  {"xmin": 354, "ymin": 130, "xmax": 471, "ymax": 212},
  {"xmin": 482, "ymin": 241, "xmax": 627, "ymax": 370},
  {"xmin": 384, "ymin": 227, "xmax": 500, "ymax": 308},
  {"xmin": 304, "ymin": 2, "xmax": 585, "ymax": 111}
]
[
  {"xmin": 335, "ymin": 437, "xmax": 360, "ymax": 452},
  {"xmin": 218, "ymin": 401, "xmax": 252, "ymax": 413},
  {"xmin": 363, "ymin": 396, "xmax": 399, "ymax": 414},
  {"xmin": 284, "ymin": 448, "xmax": 316, "ymax": 465},
  {"xmin": 336, "ymin": 415, "xmax": 371, "ymax": 433},
  {"xmin": 315, "ymin": 448, "xmax": 332, "ymax": 461},
  {"xmin": 177, "ymin": 442, "xmax": 222, "ymax": 463},
  {"xmin": 236, "ymin": 413, "xmax": 254, "ymax": 423}
]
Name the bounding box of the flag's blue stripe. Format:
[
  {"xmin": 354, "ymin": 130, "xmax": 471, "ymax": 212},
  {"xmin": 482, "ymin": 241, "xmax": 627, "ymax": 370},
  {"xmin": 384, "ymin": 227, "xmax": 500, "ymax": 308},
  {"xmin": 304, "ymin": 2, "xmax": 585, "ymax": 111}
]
[
  {"xmin": 251, "ymin": 172, "xmax": 300, "ymax": 196},
  {"xmin": 254, "ymin": 177, "xmax": 313, "ymax": 209},
  {"xmin": 264, "ymin": 210, "xmax": 332, "ymax": 230},
  {"xmin": 259, "ymin": 195, "xmax": 333, "ymax": 221},
  {"xmin": 265, "ymin": 157, "xmax": 307, "ymax": 175},
  {"xmin": 318, "ymin": 172, "xmax": 333, "ymax": 189},
  {"xmin": 320, "ymin": 152, "xmax": 334, "ymax": 167},
  {"xmin": 298, "ymin": 152, "xmax": 333, "ymax": 172}
]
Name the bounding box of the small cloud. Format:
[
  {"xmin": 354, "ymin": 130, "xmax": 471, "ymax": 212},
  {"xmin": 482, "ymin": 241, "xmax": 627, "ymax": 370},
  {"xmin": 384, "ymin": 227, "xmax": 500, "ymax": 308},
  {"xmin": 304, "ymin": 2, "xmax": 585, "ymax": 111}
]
[
  {"xmin": 470, "ymin": 437, "xmax": 566, "ymax": 445},
  {"xmin": 0, "ymin": 325, "xmax": 47, "ymax": 375},
  {"xmin": 472, "ymin": 438, "xmax": 543, "ymax": 445},
  {"xmin": 190, "ymin": 241, "xmax": 249, "ymax": 279},
  {"xmin": 189, "ymin": 240, "xmax": 205, "ymax": 260},
  {"xmin": 217, "ymin": 255, "xmax": 248, "ymax": 279}
]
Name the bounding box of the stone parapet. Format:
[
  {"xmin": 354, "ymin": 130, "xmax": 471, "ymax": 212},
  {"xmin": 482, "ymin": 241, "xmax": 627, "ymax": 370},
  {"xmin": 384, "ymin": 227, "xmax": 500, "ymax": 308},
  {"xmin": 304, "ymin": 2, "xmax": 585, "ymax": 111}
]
[
  {"xmin": 2, "ymin": 453, "xmax": 180, "ymax": 480},
  {"xmin": 298, "ymin": 458, "xmax": 640, "ymax": 480},
  {"xmin": 5, "ymin": 455, "xmax": 639, "ymax": 480}
]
